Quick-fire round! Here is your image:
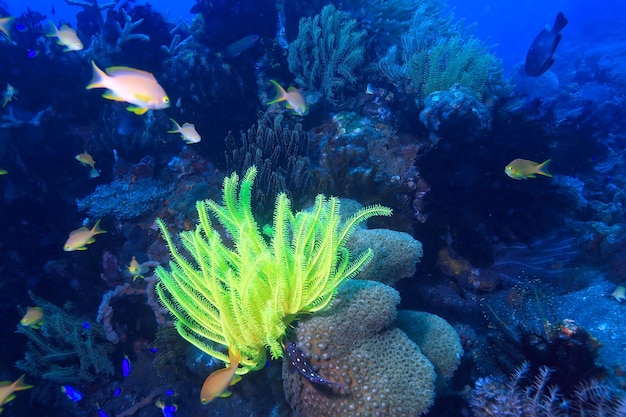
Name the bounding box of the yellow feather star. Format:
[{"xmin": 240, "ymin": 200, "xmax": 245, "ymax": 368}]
[{"xmin": 155, "ymin": 166, "xmax": 392, "ymax": 375}]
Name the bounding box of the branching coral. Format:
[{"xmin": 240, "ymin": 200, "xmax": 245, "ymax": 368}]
[
  {"xmin": 288, "ymin": 4, "xmax": 366, "ymax": 104},
  {"xmin": 378, "ymin": 5, "xmax": 502, "ymax": 103},
  {"xmin": 155, "ymin": 166, "xmax": 392, "ymax": 374},
  {"xmin": 225, "ymin": 112, "xmax": 310, "ymax": 220},
  {"xmin": 470, "ymin": 362, "xmax": 626, "ymax": 417},
  {"xmin": 16, "ymin": 293, "xmax": 114, "ymax": 384}
]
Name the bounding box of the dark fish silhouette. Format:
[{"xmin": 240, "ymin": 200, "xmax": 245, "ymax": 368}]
[{"xmin": 525, "ymin": 12, "xmax": 568, "ymax": 77}]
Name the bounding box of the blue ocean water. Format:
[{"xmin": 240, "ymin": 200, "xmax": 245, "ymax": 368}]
[
  {"xmin": 6, "ymin": 0, "xmax": 196, "ymax": 25},
  {"xmin": 1, "ymin": 1, "xmax": 625, "ymax": 416}
]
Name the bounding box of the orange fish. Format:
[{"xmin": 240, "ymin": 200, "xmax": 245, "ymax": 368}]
[
  {"xmin": 63, "ymin": 219, "xmax": 106, "ymax": 251},
  {"xmin": 126, "ymin": 256, "xmax": 150, "ymax": 281},
  {"xmin": 0, "ymin": 375, "xmax": 33, "ymax": 414},
  {"xmin": 504, "ymin": 158, "xmax": 552, "ymax": 180},
  {"xmin": 200, "ymin": 348, "xmax": 242, "ymax": 404},
  {"xmin": 75, "ymin": 152, "xmax": 100, "ymax": 178},
  {"xmin": 267, "ymin": 80, "xmax": 308, "ymax": 116},
  {"xmin": 20, "ymin": 306, "xmax": 44, "ymax": 329}
]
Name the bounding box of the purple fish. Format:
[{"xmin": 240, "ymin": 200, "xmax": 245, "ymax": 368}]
[
  {"xmin": 122, "ymin": 354, "xmax": 131, "ymax": 377},
  {"xmin": 284, "ymin": 341, "xmax": 347, "ymax": 391},
  {"xmin": 61, "ymin": 385, "xmax": 83, "ymax": 402}
]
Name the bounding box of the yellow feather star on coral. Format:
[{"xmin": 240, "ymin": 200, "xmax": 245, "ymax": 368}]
[{"xmin": 154, "ymin": 166, "xmax": 392, "ymax": 382}]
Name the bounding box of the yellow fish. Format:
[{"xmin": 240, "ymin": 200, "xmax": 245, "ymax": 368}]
[
  {"xmin": 75, "ymin": 152, "xmax": 99, "ymax": 178},
  {"xmin": 63, "ymin": 219, "xmax": 106, "ymax": 251},
  {"xmin": 0, "ymin": 375, "xmax": 33, "ymax": 414},
  {"xmin": 44, "ymin": 21, "xmax": 83, "ymax": 51},
  {"xmin": 86, "ymin": 61, "xmax": 170, "ymax": 115},
  {"xmin": 2, "ymin": 83, "xmax": 17, "ymax": 107},
  {"xmin": 504, "ymin": 158, "xmax": 552, "ymax": 180},
  {"xmin": 200, "ymin": 348, "xmax": 242, "ymax": 404},
  {"xmin": 126, "ymin": 256, "xmax": 149, "ymax": 281},
  {"xmin": 168, "ymin": 118, "xmax": 201, "ymax": 144},
  {"xmin": 20, "ymin": 306, "xmax": 44, "ymax": 329},
  {"xmin": 611, "ymin": 285, "xmax": 625, "ymax": 303},
  {"xmin": 267, "ymin": 79, "xmax": 308, "ymax": 116},
  {"xmin": 0, "ymin": 16, "xmax": 14, "ymax": 41},
  {"xmin": 0, "ymin": 169, "xmax": 7, "ymax": 175}
]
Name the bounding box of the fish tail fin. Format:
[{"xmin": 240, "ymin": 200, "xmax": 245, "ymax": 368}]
[
  {"xmin": 86, "ymin": 61, "xmax": 107, "ymax": 90},
  {"xmin": 92, "ymin": 219, "xmax": 107, "ymax": 235},
  {"xmin": 43, "ymin": 20, "xmax": 58, "ymax": 37},
  {"xmin": 1, "ymin": 16, "xmax": 15, "ymax": 41},
  {"xmin": 13, "ymin": 374, "xmax": 33, "ymax": 392},
  {"xmin": 267, "ymin": 80, "xmax": 287, "ymax": 105},
  {"xmin": 553, "ymin": 12, "xmax": 568, "ymax": 33},
  {"xmin": 536, "ymin": 159, "xmax": 552, "ymax": 177},
  {"xmin": 228, "ymin": 346, "xmax": 241, "ymax": 368},
  {"xmin": 167, "ymin": 118, "xmax": 181, "ymax": 133}
]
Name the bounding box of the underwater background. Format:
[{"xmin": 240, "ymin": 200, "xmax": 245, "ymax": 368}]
[{"xmin": 1, "ymin": 0, "xmax": 625, "ymax": 416}]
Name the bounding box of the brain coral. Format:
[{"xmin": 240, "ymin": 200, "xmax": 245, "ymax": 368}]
[
  {"xmin": 346, "ymin": 229, "xmax": 423, "ymax": 286},
  {"xmin": 395, "ymin": 310, "xmax": 463, "ymax": 390},
  {"xmin": 282, "ymin": 280, "xmax": 436, "ymax": 417}
]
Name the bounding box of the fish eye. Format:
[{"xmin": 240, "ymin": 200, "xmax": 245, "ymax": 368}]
[{"xmin": 163, "ymin": 97, "xmax": 170, "ymax": 103}]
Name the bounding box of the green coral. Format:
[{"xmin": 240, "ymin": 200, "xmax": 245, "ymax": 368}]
[
  {"xmin": 16, "ymin": 294, "xmax": 114, "ymax": 384},
  {"xmin": 288, "ymin": 4, "xmax": 366, "ymax": 104},
  {"xmin": 155, "ymin": 166, "xmax": 392, "ymax": 375},
  {"xmin": 378, "ymin": 4, "xmax": 502, "ymax": 103}
]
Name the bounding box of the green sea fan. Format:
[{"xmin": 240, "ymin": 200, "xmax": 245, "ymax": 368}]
[{"xmin": 288, "ymin": 4, "xmax": 366, "ymax": 104}]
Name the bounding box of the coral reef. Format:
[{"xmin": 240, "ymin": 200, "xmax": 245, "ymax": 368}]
[
  {"xmin": 76, "ymin": 177, "xmax": 171, "ymax": 220},
  {"xmin": 283, "ymin": 280, "xmax": 438, "ymax": 417},
  {"xmin": 483, "ymin": 286, "xmax": 605, "ymax": 394},
  {"xmin": 470, "ymin": 362, "xmax": 626, "ymax": 417},
  {"xmin": 419, "ymin": 85, "xmax": 492, "ymax": 144},
  {"xmin": 309, "ymin": 111, "xmax": 419, "ymax": 217},
  {"xmin": 96, "ymin": 276, "xmax": 171, "ymax": 344},
  {"xmin": 346, "ymin": 228, "xmax": 423, "ymax": 286},
  {"xmin": 377, "ymin": 3, "xmax": 502, "ymax": 105},
  {"xmin": 395, "ymin": 310, "xmax": 463, "ymax": 389},
  {"xmin": 288, "ymin": 4, "xmax": 366, "ymax": 105},
  {"xmin": 340, "ymin": 0, "xmax": 447, "ymax": 56},
  {"xmin": 155, "ymin": 166, "xmax": 392, "ymax": 374},
  {"xmin": 16, "ymin": 293, "xmax": 114, "ymax": 384}
]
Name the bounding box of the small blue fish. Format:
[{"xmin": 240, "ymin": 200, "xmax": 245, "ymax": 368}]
[
  {"xmin": 148, "ymin": 347, "xmax": 158, "ymax": 353},
  {"xmin": 96, "ymin": 402, "xmax": 109, "ymax": 417},
  {"xmin": 112, "ymin": 387, "xmax": 122, "ymax": 397},
  {"xmin": 155, "ymin": 399, "xmax": 178, "ymax": 417},
  {"xmin": 82, "ymin": 321, "xmax": 90, "ymax": 329},
  {"xmin": 26, "ymin": 49, "xmax": 38, "ymax": 58},
  {"xmin": 122, "ymin": 354, "xmax": 131, "ymax": 378},
  {"xmin": 61, "ymin": 385, "xmax": 83, "ymax": 402}
]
